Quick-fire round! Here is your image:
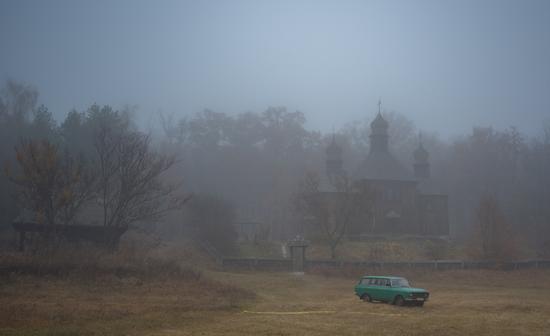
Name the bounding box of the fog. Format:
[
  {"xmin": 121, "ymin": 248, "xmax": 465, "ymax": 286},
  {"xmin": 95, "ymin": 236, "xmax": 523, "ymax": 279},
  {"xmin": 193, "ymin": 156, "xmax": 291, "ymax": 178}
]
[
  {"xmin": 2, "ymin": 0, "xmax": 549, "ymax": 136},
  {"xmin": 2, "ymin": 0, "xmax": 550, "ymax": 251},
  {"xmin": 3, "ymin": 2, "xmax": 550, "ymax": 334}
]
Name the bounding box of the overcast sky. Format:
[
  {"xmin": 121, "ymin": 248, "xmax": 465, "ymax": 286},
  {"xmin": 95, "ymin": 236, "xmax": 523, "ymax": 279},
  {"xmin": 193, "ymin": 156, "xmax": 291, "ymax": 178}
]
[{"xmin": 1, "ymin": 0, "xmax": 549, "ymax": 137}]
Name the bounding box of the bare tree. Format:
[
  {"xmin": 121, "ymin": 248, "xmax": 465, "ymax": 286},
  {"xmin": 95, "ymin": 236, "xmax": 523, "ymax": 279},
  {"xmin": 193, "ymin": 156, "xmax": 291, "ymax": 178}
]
[
  {"xmin": 92, "ymin": 110, "xmax": 186, "ymax": 229},
  {"xmin": 158, "ymin": 111, "xmax": 187, "ymax": 146},
  {"xmin": 473, "ymin": 194, "xmax": 517, "ymax": 260},
  {"xmin": 295, "ymin": 171, "xmax": 375, "ymax": 259}
]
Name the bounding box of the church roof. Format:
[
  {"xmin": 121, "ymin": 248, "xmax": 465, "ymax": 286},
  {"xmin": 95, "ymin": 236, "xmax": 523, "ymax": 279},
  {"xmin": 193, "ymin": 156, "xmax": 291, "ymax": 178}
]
[
  {"xmin": 354, "ymin": 149, "xmax": 416, "ymax": 182},
  {"xmin": 370, "ymin": 112, "xmax": 389, "ymax": 134},
  {"xmin": 417, "ymin": 178, "xmax": 445, "ymax": 194}
]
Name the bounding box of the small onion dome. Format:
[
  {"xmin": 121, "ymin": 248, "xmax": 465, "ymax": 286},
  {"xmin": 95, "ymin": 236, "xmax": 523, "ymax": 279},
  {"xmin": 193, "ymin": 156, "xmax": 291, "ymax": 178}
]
[
  {"xmin": 326, "ymin": 136, "xmax": 342, "ymax": 156},
  {"xmin": 370, "ymin": 112, "xmax": 389, "ymax": 133},
  {"xmin": 414, "ymin": 142, "xmax": 429, "ymax": 163}
]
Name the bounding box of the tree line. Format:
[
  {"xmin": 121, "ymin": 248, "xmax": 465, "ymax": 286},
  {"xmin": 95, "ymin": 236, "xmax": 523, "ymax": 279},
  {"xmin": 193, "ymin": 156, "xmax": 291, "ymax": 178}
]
[
  {"xmin": 0, "ymin": 80, "xmax": 185, "ymax": 250},
  {"xmin": 1, "ymin": 79, "xmax": 550, "ymax": 257}
]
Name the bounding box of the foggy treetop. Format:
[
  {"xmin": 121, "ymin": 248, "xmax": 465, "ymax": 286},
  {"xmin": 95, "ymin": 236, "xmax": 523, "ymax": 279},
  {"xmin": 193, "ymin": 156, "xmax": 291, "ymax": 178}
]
[{"xmin": 1, "ymin": 0, "xmax": 549, "ymax": 136}]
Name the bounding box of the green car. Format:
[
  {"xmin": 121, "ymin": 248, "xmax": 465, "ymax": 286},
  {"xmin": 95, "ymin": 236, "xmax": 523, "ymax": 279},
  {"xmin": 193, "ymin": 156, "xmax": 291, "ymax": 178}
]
[{"xmin": 354, "ymin": 276, "xmax": 429, "ymax": 306}]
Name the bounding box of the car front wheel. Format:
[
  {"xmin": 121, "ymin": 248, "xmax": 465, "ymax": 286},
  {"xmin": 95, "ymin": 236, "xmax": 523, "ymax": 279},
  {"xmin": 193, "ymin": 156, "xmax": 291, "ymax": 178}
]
[
  {"xmin": 393, "ymin": 295, "xmax": 404, "ymax": 306},
  {"xmin": 361, "ymin": 293, "xmax": 372, "ymax": 302}
]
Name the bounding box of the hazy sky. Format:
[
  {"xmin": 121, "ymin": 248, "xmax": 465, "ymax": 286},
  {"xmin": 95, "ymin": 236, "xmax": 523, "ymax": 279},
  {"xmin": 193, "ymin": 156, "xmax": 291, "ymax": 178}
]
[{"xmin": 1, "ymin": 0, "xmax": 549, "ymax": 137}]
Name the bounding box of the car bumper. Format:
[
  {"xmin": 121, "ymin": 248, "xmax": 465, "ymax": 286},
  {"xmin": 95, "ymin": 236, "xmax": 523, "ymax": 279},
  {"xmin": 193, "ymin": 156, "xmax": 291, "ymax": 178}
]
[{"xmin": 405, "ymin": 297, "xmax": 429, "ymax": 302}]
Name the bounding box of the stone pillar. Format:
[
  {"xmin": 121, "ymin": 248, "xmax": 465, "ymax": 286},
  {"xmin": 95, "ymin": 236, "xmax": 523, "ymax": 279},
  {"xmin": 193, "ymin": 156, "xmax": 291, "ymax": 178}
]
[{"xmin": 287, "ymin": 236, "xmax": 309, "ymax": 274}]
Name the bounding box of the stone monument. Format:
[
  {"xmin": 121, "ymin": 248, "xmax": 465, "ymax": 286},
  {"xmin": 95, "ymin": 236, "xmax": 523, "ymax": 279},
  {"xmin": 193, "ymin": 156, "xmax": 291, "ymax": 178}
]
[{"xmin": 287, "ymin": 235, "xmax": 309, "ymax": 274}]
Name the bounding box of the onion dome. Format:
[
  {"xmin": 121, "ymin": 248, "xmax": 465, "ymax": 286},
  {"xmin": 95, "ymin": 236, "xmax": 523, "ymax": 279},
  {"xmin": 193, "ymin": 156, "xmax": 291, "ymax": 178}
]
[
  {"xmin": 370, "ymin": 112, "xmax": 389, "ymax": 135},
  {"xmin": 326, "ymin": 135, "xmax": 342, "ymax": 156},
  {"xmin": 414, "ymin": 142, "xmax": 429, "ymax": 163}
]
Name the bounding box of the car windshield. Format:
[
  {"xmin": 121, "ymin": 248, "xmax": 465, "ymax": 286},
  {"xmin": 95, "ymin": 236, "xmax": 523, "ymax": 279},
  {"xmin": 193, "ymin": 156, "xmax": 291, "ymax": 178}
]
[{"xmin": 391, "ymin": 278, "xmax": 410, "ymax": 287}]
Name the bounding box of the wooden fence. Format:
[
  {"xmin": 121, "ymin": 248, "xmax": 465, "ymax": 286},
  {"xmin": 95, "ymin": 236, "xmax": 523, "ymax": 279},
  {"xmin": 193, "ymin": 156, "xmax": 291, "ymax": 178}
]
[{"xmin": 221, "ymin": 257, "xmax": 550, "ymax": 272}]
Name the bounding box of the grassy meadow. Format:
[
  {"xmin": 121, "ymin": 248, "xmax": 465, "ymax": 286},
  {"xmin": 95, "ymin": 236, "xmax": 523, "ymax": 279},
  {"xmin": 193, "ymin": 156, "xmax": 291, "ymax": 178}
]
[{"xmin": 2, "ymin": 265, "xmax": 550, "ymax": 335}]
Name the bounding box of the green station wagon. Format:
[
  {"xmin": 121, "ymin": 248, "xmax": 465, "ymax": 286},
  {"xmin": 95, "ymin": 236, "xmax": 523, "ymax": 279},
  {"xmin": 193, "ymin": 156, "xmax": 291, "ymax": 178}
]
[{"xmin": 354, "ymin": 276, "xmax": 429, "ymax": 306}]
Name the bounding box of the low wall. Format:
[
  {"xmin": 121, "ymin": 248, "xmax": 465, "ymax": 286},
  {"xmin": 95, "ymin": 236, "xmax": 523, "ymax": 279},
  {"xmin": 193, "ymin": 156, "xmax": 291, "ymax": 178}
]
[
  {"xmin": 221, "ymin": 257, "xmax": 292, "ymax": 271},
  {"xmin": 221, "ymin": 258, "xmax": 550, "ymax": 272}
]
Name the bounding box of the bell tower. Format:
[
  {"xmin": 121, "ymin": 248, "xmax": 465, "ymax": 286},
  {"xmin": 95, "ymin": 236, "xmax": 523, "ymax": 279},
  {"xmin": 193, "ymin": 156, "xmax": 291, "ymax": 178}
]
[
  {"xmin": 413, "ymin": 133, "xmax": 430, "ymax": 179},
  {"xmin": 326, "ymin": 134, "xmax": 344, "ymax": 178},
  {"xmin": 369, "ymin": 99, "xmax": 389, "ymax": 153}
]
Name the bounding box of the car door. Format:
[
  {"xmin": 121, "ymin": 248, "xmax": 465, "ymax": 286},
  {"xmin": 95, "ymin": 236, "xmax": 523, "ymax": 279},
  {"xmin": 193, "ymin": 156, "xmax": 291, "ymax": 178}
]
[
  {"xmin": 384, "ymin": 279, "xmax": 399, "ymax": 302},
  {"xmin": 377, "ymin": 279, "xmax": 389, "ymax": 301},
  {"xmin": 369, "ymin": 278, "xmax": 383, "ymax": 300}
]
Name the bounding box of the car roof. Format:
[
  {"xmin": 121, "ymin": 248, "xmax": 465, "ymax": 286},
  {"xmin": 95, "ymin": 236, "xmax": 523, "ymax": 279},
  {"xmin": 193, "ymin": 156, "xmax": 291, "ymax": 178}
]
[{"xmin": 362, "ymin": 276, "xmax": 405, "ymax": 280}]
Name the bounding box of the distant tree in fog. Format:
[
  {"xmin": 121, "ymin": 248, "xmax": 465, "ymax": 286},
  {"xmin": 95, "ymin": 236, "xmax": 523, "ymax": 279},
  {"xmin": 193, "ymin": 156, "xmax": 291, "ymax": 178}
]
[
  {"xmin": 447, "ymin": 127, "xmax": 527, "ymax": 241},
  {"xmin": 0, "ymin": 79, "xmax": 38, "ymax": 124},
  {"xmin": 472, "ymin": 194, "xmax": 518, "ymax": 260},
  {"xmin": 185, "ymin": 194, "xmax": 238, "ymax": 254},
  {"xmin": 0, "ymin": 80, "xmax": 41, "ymax": 230},
  {"xmin": 227, "ymin": 111, "xmax": 264, "ymax": 147},
  {"xmin": 31, "ymin": 105, "xmax": 58, "ymax": 141},
  {"xmin": 6, "ymin": 139, "xmax": 95, "ymax": 240},
  {"xmin": 524, "ymin": 121, "xmax": 550, "ymax": 253},
  {"xmin": 60, "ymin": 109, "xmax": 91, "ymax": 155},
  {"xmin": 169, "ymin": 106, "xmax": 318, "ymax": 240}
]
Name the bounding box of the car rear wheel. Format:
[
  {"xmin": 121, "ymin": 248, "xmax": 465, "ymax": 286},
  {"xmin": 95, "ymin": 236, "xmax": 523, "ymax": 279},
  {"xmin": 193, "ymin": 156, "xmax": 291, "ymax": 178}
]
[
  {"xmin": 393, "ymin": 295, "xmax": 404, "ymax": 306},
  {"xmin": 360, "ymin": 293, "xmax": 372, "ymax": 302}
]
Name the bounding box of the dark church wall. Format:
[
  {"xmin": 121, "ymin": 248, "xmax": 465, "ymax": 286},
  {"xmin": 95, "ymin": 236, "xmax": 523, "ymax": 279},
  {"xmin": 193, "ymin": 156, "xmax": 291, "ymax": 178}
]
[
  {"xmin": 357, "ymin": 179, "xmax": 419, "ymax": 235},
  {"xmin": 346, "ymin": 181, "xmax": 450, "ymax": 236}
]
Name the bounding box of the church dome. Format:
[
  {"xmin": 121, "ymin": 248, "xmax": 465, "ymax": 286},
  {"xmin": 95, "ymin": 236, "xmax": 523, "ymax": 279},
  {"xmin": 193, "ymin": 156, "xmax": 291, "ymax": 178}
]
[
  {"xmin": 370, "ymin": 112, "xmax": 389, "ymax": 134},
  {"xmin": 356, "ymin": 105, "xmax": 415, "ymax": 181},
  {"xmin": 326, "ymin": 135, "xmax": 342, "ymax": 156},
  {"xmin": 414, "ymin": 143, "xmax": 429, "ymax": 163}
]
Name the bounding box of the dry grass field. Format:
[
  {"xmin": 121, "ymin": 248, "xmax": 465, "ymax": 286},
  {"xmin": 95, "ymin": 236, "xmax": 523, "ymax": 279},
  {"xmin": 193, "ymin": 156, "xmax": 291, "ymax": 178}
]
[
  {"xmin": 2, "ymin": 267, "xmax": 550, "ymax": 335},
  {"xmin": 0, "ymin": 272, "xmax": 253, "ymax": 336}
]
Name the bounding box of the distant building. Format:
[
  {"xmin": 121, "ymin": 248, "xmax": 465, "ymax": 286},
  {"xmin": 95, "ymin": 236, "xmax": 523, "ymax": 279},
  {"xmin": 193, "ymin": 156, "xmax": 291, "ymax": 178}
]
[{"xmin": 322, "ymin": 103, "xmax": 448, "ymax": 237}]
